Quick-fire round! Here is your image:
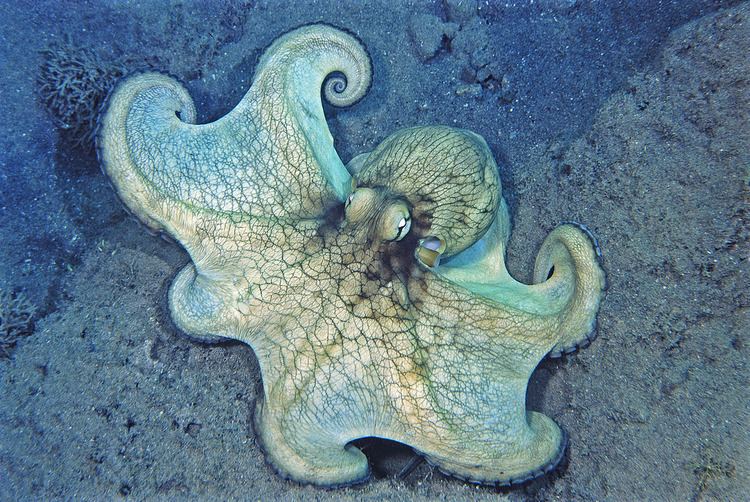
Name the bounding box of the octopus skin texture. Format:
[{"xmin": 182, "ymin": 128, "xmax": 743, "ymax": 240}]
[{"xmin": 97, "ymin": 24, "xmax": 606, "ymax": 487}]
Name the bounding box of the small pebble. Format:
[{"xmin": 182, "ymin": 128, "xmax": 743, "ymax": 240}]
[
  {"xmin": 455, "ymin": 83, "xmax": 483, "ymax": 98},
  {"xmin": 499, "ymin": 74, "xmax": 516, "ymax": 104}
]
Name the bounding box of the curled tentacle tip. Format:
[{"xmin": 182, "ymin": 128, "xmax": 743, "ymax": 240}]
[
  {"xmin": 323, "ymin": 70, "xmax": 368, "ymax": 107},
  {"xmin": 325, "ymin": 74, "xmax": 347, "ymax": 94},
  {"xmin": 317, "ymin": 28, "xmax": 372, "ymax": 107}
]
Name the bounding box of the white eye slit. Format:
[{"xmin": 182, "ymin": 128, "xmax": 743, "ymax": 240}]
[
  {"xmin": 394, "ymin": 215, "xmax": 411, "ymax": 241},
  {"xmin": 346, "ymin": 193, "xmax": 354, "ymax": 207}
]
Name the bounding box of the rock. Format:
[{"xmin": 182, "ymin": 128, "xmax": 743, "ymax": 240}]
[
  {"xmin": 408, "ymin": 13, "xmax": 448, "ymax": 61},
  {"xmin": 459, "ymin": 66, "xmax": 476, "ymax": 83},
  {"xmin": 479, "ymin": 65, "xmax": 504, "ymax": 90},
  {"xmin": 444, "ymin": 0, "xmax": 478, "ymax": 25},
  {"xmin": 448, "ymin": 16, "xmax": 504, "ymax": 88},
  {"xmin": 470, "ymin": 46, "xmax": 492, "ymax": 70},
  {"xmin": 450, "ymin": 16, "xmax": 489, "ymax": 58},
  {"xmin": 499, "ymin": 73, "xmax": 516, "ymax": 104},
  {"xmin": 455, "ymin": 83, "xmax": 483, "ymax": 98},
  {"xmin": 476, "ymin": 66, "xmax": 492, "ymax": 83},
  {"xmin": 442, "ymin": 21, "xmax": 460, "ymax": 40}
]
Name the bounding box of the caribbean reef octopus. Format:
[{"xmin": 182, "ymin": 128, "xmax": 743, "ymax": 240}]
[{"xmin": 97, "ymin": 24, "xmax": 605, "ymax": 487}]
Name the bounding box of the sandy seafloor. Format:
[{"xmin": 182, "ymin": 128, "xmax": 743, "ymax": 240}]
[{"xmin": 1, "ymin": 0, "xmax": 748, "ymax": 500}]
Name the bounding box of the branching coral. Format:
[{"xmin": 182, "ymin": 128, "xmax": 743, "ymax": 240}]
[
  {"xmin": 37, "ymin": 39, "xmax": 131, "ymax": 149},
  {"xmin": 37, "ymin": 2, "xmax": 253, "ymax": 149},
  {"xmin": 0, "ymin": 289, "xmax": 37, "ymax": 359}
]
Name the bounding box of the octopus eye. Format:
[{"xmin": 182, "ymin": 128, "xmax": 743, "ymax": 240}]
[
  {"xmin": 394, "ymin": 216, "xmax": 411, "ymax": 241},
  {"xmin": 346, "ymin": 192, "xmax": 355, "ymax": 207},
  {"xmin": 378, "ymin": 201, "xmax": 412, "ymax": 242}
]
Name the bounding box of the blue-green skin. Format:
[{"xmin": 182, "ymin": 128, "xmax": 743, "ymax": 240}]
[{"xmin": 98, "ymin": 24, "xmax": 605, "ymax": 487}]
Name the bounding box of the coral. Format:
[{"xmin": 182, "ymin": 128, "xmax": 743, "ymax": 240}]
[
  {"xmin": 36, "ymin": 2, "xmax": 253, "ymax": 149},
  {"xmin": 0, "ymin": 288, "xmax": 37, "ymax": 359},
  {"xmin": 37, "ymin": 39, "xmax": 131, "ymax": 149}
]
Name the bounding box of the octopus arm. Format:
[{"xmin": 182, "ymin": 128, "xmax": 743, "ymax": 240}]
[
  {"xmin": 97, "ymin": 24, "xmax": 372, "ymax": 244},
  {"xmin": 250, "ymin": 24, "xmax": 372, "ymax": 204},
  {"xmin": 439, "ymin": 199, "xmax": 606, "ymax": 357},
  {"xmin": 97, "ymin": 24, "xmax": 373, "ymax": 347}
]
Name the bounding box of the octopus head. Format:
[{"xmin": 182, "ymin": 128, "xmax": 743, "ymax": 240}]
[{"xmin": 344, "ymin": 187, "xmax": 412, "ymax": 243}]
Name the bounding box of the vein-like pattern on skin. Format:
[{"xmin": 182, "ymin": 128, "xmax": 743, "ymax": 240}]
[
  {"xmin": 98, "ymin": 24, "xmax": 370, "ymax": 234},
  {"xmin": 351, "ymin": 126, "xmax": 499, "ymax": 257},
  {"xmin": 97, "ymin": 23, "xmax": 605, "ymax": 488}
]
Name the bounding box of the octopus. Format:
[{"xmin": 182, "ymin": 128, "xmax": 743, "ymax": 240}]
[{"xmin": 97, "ymin": 24, "xmax": 605, "ymax": 487}]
